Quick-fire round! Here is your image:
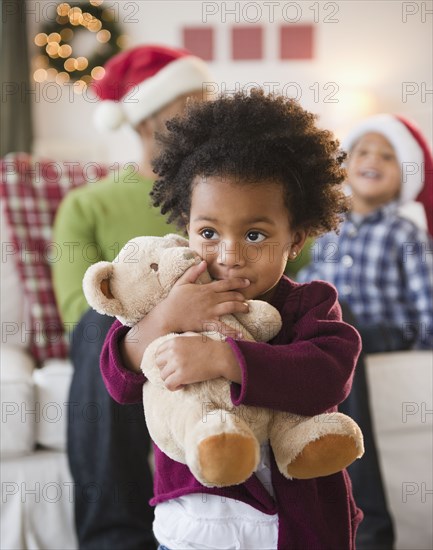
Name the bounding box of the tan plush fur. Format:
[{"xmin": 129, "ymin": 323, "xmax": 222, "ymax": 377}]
[{"xmin": 83, "ymin": 234, "xmax": 364, "ymax": 487}]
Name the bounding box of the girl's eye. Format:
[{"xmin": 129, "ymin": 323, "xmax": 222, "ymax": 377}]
[
  {"xmin": 246, "ymin": 231, "xmax": 266, "ymax": 243},
  {"xmin": 382, "ymin": 153, "xmax": 394, "ymax": 161},
  {"xmin": 201, "ymin": 229, "xmax": 219, "ymax": 240}
]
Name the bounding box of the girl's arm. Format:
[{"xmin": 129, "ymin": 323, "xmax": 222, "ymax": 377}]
[
  {"xmin": 226, "ymin": 281, "xmax": 361, "ymax": 417},
  {"xmin": 100, "ymin": 320, "xmax": 145, "ymax": 404},
  {"xmin": 153, "ymin": 280, "xmax": 361, "ymax": 415}
]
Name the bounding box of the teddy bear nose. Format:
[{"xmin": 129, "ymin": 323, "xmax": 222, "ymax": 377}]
[{"xmin": 150, "ymin": 263, "xmax": 159, "ymax": 272}]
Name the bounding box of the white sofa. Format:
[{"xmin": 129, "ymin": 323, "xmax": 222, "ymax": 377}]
[
  {"xmin": 1, "ymin": 169, "xmax": 432, "ymax": 549},
  {"xmin": 365, "ymin": 351, "xmax": 432, "ymax": 550}
]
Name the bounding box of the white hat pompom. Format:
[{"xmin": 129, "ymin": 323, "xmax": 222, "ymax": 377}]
[{"xmin": 93, "ymin": 101, "xmax": 127, "ymax": 132}]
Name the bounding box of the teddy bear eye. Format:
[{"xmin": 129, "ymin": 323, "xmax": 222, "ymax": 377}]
[{"xmin": 150, "ymin": 263, "xmax": 159, "ymax": 272}]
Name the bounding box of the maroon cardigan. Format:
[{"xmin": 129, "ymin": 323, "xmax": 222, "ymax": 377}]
[{"xmin": 100, "ymin": 276, "xmax": 363, "ymax": 549}]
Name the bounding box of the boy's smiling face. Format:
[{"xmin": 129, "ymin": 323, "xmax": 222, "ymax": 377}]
[
  {"xmin": 347, "ymin": 132, "xmax": 401, "ymax": 213},
  {"xmin": 188, "ymin": 176, "xmax": 306, "ymax": 302}
]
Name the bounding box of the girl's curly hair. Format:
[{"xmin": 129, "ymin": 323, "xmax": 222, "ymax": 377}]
[{"xmin": 151, "ymin": 89, "xmax": 349, "ymax": 237}]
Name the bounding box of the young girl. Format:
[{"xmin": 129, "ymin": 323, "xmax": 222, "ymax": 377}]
[{"xmin": 100, "ymin": 90, "xmax": 363, "ymax": 549}]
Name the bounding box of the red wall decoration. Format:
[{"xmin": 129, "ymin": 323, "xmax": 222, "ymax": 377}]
[
  {"xmin": 280, "ymin": 25, "xmax": 314, "ymax": 59},
  {"xmin": 182, "ymin": 25, "xmax": 314, "ymax": 62},
  {"xmin": 232, "ymin": 27, "xmax": 263, "ymax": 60},
  {"xmin": 183, "ymin": 27, "xmax": 214, "ymax": 61}
]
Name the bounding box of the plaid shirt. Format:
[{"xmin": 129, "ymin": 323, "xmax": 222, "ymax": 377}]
[{"xmin": 298, "ymin": 201, "xmax": 433, "ymax": 349}]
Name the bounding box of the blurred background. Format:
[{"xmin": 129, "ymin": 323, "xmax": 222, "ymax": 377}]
[{"xmin": 3, "ymin": 0, "xmax": 431, "ymax": 161}]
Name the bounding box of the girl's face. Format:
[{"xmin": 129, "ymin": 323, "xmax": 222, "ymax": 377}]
[
  {"xmin": 188, "ymin": 176, "xmax": 306, "ymax": 301},
  {"xmin": 347, "ymin": 132, "xmax": 401, "ymax": 211}
]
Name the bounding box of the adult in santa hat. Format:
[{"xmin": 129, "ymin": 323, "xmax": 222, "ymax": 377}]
[
  {"xmin": 93, "ymin": 44, "xmax": 213, "ymax": 176},
  {"xmin": 298, "ymin": 114, "xmax": 433, "ymax": 549},
  {"xmin": 52, "ymin": 45, "xmax": 213, "ymax": 550}
]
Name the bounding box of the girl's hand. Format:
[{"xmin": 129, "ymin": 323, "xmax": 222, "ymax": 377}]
[
  {"xmin": 155, "ymin": 333, "xmax": 242, "ymax": 391},
  {"xmin": 159, "ymin": 260, "xmax": 250, "ymax": 335},
  {"xmin": 120, "ymin": 261, "xmax": 248, "ymax": 374}
]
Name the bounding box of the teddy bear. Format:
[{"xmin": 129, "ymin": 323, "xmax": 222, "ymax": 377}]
[{"xmin": 83, "ymin": 233, "xmax": 364, "ymax": 488}]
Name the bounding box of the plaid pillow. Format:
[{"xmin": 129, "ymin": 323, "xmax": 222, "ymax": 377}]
[{"xmin": 0, "ymin": 153, "xmax": 108, "ymax": 365}]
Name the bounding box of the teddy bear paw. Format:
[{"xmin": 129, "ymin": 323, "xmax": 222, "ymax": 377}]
[
  {"xmin": 198, "ymin": 433, "xmax": 258, "ymax": 487},
  {"xmin": 285, "ymin": 434, "xmax": 360, "ymax": 479}
]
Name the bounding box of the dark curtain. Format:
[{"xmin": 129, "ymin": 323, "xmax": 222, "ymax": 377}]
[{"xmin": 1, "ymin": 0, "xmax": 33, "ymax": 156}]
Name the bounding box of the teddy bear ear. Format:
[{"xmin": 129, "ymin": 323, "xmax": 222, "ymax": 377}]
[
  {"xmin": 163, "ymin": 233, "xmax": 189, "ymax": 247},
  {"xmin": 82, "ymin": 261, "xmax": 125, "ymax": 317}
]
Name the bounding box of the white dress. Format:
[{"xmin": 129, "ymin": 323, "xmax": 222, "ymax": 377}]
[{"xmin": 153, "ymin": 444, "xmax": 279, "ymax": 550}]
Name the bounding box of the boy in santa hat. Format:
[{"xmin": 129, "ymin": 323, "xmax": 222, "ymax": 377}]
[
  {"xmin": 298, "ymin": 114, "xmax": 433, "ymax": 549},
  {"xmin": 299, "ymin": 114, "xmax": 433, "ymax": 352},
  {"xmin": 52, "ymin": 45, "xmax": 212, "ymax": 550}
]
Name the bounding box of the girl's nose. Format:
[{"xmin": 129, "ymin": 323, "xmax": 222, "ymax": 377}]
[{"xmin": 217, "ymin": 241, "xmax": 245, "ymax": 267}]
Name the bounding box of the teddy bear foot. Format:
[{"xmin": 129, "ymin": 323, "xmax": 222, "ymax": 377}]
[
  {"xmin": 198, "ymin": 433, "xmax": 258, "ymax": 487},
  {"xmin": 286, "ymin": 434, "xmax": 359, "ymax": 479}
]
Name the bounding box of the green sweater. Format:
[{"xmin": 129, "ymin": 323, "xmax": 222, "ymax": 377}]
[{"xmin": 52, "ymin": 168, "xmax": 177, "ymax": 326}]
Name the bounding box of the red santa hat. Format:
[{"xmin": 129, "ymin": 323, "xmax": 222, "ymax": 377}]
[
  {"xmin": 342, "ymin": 114, "xmax": 433, "ymax": 235},
  {"xmin": 92, "ymin": 45, "xmax": 212, "ymax": 131}
]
